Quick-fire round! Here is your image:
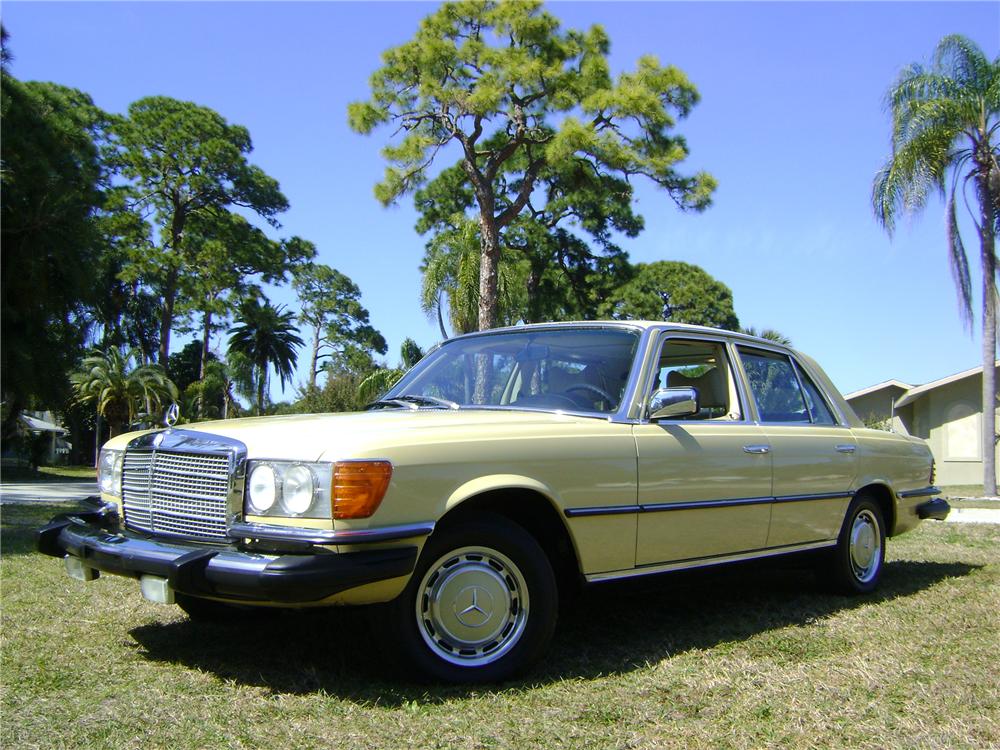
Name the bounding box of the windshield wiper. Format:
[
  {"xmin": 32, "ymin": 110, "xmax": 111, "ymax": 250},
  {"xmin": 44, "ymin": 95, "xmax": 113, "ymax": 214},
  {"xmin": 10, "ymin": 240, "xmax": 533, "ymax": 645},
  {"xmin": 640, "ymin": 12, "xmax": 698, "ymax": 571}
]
[
  {"xmin": 365, "ymin": 398, "xmax": 419, "ymax": 411},
  {"xmin": 365, "ymin": 394, "xmax": 460, "ymax": 411}
]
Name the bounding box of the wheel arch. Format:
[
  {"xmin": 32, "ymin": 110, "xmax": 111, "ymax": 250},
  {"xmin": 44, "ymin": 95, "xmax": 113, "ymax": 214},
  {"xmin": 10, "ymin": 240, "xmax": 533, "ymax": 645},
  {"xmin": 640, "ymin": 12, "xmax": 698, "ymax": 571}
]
[
  {"xmin": 854, "ymin": 482, "xmax": 896, "ymax": 536},
  {"xmin": 438, "ymin": 480, "xmax": 583, "ymax": 594}
]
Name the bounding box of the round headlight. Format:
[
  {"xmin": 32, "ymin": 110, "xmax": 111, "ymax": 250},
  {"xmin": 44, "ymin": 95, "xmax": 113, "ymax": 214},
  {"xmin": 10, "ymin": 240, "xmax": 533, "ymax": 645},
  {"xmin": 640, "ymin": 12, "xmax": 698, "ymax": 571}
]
[
  {"xmin": 99, "ymin": 450, "xmax": 117, "ymax": 495},
  {"xmin": 247, "ymin": 464, "xmax": 277, "ymax": 513},
  {"xmin": 281, "ymin": 465, "xmax": 314, "ymax": 515}
]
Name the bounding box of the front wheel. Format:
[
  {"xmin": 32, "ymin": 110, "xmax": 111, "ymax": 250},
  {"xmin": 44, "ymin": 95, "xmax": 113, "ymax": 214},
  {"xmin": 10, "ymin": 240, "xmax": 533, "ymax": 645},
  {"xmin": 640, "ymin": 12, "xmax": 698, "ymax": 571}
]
[
  {"xmin": 374, "ymin": 513, "xmax": 558, "ymax": 683},
  {"xmin": 822, "ymin": 495, "xmax": 886, "ymax": 595}
]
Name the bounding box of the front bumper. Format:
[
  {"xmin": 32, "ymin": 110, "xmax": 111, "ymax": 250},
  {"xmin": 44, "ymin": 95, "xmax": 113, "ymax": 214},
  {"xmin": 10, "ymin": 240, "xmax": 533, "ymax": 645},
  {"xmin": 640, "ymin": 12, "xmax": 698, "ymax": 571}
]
[{"xmin": 37, "ymin": 501, "xmax": 418, "ymax": 604}]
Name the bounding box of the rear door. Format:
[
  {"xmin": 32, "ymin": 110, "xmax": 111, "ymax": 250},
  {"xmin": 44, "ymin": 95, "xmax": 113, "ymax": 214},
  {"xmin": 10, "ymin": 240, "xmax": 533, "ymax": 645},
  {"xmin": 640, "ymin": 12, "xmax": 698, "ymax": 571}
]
[{"xmin": 735, "ymin": 346, "xmax": 857, "ymax": 547}]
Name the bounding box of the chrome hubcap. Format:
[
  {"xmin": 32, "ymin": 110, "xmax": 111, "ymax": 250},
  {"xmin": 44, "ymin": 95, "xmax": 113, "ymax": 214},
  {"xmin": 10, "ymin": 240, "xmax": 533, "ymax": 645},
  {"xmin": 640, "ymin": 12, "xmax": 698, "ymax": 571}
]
[
  {"xmin": 415, "ymin": 546, "xmax": 529, "ymax": 667},
  {"xmin": 849, "ymin": 509, "xmax": 881, "ymax": 583}
]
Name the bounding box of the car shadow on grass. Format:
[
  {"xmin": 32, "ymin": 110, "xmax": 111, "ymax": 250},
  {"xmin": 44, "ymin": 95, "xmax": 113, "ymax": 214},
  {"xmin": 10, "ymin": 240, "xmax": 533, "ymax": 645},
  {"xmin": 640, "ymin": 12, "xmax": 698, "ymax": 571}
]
[{"xmin": 126, "ymin": 556, "xmax": 980, "ymax": 705}]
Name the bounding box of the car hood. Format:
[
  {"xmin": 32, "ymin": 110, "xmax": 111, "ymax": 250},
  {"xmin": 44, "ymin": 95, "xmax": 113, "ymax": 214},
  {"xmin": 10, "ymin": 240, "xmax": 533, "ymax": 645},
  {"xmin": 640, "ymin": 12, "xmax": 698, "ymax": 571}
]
[{"xmin": 118, "ymin": 409, "xmax": 602, "ymax": 462}]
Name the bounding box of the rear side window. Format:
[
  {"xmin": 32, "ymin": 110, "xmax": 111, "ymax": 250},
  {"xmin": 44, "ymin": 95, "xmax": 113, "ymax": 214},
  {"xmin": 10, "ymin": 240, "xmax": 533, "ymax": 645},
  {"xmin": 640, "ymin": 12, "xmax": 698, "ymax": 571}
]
[
  {"xmin": 799, "ymin": 369, "xmax": 837, "ymax": 425},
  {"xmin": 738, "ymin": 348, "xmax": 809, "ymax": 423}
]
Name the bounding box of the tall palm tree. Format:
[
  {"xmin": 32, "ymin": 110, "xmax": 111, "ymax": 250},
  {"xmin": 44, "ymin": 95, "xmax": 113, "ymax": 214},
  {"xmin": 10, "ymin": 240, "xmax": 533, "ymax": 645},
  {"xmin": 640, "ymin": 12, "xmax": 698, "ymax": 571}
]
[
  {"xmin": 228, "ymin": 299, "xmax": 303, "ymax": 415},
  {"xmin": 873, "ymin": 34, "xmax": 999, "ymax": 494},
  {"xmin": 71, "ymin": 348, "xmax": 178, "ymax": 437}
]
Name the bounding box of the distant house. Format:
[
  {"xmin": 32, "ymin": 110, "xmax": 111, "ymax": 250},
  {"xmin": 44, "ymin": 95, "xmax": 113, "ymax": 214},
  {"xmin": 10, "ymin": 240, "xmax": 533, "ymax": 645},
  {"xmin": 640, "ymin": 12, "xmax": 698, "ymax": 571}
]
[
  {"xmin": 845, "ymin": 362, "xmax": 1000, "ymax": 486},
  {"xmin": 0, "ymin": 411, "xmax": 72, "ymax": 467}
]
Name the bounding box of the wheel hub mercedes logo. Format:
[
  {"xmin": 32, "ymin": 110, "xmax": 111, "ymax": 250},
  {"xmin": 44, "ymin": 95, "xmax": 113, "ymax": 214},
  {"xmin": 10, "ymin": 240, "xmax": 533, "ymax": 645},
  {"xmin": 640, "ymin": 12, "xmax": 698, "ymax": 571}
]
[{"xmin": 454, "ymin": 585, "xmax": 494, "ymax": 627}]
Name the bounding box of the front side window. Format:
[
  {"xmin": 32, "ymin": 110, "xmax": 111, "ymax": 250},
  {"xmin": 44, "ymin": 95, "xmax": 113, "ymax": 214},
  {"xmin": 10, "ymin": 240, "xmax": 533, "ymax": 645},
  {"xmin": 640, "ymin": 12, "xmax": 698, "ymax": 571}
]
[
  {"xmin": 652, "ymin": 338, "xmax": 741, "ymax": 420},
  {"xmin": 738, "ymin": 348, "xmax": 809, "ymax": 423},
  {"xmin": 380, "ymin": 328, "xmax": 640, "ymax": 414}
]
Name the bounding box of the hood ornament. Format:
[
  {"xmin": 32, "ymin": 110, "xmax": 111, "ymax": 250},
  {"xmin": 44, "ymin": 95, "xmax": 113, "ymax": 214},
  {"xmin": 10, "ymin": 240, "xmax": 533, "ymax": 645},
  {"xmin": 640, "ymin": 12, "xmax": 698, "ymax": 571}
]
[{"xmin": 163, "ymin": 402, "xmax": 180, "ymax": 428}]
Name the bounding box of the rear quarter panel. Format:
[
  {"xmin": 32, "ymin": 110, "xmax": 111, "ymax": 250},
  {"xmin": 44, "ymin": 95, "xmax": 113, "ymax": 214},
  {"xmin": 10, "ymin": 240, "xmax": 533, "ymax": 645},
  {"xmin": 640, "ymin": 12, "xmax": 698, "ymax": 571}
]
[{"xmin": 853, "ymin": 427, "xmax": 934, "ymax": 535}]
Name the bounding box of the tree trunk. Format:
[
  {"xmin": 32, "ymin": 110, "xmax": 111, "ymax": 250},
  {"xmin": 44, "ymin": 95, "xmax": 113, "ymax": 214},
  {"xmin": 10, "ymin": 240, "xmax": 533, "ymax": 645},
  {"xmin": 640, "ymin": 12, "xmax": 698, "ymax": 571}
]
[
  {"xmin": 257, "ymin": 366, "xmax": 266, "ymax": 416},
  {"xmin": 524, "ymin": 265, "xmax": 541, "ymax": 324},
  {"xmin": 158, "ymin": 267, "xmax": 177, "ymax": 365},
  {"xmin": 200, "ymin": 311, "xmax": 212, "ymax": 380},
  {"xmin": 477, "ymin": 207, "xmax": 500, "ymax": 332},
  {"xmin": 309, "ymin": 324, "xmax": 321, "ymax": 391},
  {"xmin": 197, "ymin": 310, "xmax": 213, "ymax": 419},
  {"xmin": 158, "ymin": 207, "xmax": 186, "ymax": 364},
  {"xmin": 436, "ymin": 293, "xmax": 449, "ymax": 340},
  {"xmin": 978, "ymin": 170, "xmax": 998, "ymax": 495}
]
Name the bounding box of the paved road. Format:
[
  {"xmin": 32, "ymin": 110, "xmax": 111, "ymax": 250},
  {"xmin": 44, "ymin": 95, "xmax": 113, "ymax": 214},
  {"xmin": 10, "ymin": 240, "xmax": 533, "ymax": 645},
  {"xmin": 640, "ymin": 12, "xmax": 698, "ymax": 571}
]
[
  {"xmin": 0, "ymin": 481, "xmax": 98, "ymax": 505},
  {"xmin": 946, "ymin": 507, "xmax": 1000, "ymax": 525}
]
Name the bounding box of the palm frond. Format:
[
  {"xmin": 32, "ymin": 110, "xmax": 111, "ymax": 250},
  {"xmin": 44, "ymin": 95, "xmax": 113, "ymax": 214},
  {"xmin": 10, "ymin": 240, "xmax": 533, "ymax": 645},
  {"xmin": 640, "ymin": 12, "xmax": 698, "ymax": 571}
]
[
  {"xmin": 947, "ymin": 185, "xmax": 974, "ymax": 331},
  {"xmin": 358, "ymin": 368, "xmax": 405, "ymax": 404},
  {"xmin": 934, "ymin": 35, "xmax": 991, "ymax": 91},
  {"xmin": 872, "ymin": 123, "xmax": 956, "ymax": 232}
]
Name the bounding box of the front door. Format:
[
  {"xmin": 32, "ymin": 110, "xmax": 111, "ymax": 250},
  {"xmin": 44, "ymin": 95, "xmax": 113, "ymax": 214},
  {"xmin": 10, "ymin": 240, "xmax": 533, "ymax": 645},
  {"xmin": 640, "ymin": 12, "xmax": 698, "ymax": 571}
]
[{"xmin": 634, "ymin": 336, "xmax": 773, "ymax": 566}]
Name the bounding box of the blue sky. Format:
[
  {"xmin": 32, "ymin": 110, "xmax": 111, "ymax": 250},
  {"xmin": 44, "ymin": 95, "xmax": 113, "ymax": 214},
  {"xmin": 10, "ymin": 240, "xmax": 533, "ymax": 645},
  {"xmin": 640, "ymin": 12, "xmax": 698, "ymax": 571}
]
[{"xmin": 3, "ymin": 1, "xmax": 998, "ymax": 398}]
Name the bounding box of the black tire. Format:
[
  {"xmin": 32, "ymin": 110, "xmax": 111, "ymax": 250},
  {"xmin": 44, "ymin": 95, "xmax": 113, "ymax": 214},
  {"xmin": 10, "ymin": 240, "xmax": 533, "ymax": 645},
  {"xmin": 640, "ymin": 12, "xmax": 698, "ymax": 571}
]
[
  {"xmin": 373, "ymin": 512, "xmax": 558, "ymax": 684},
  {"xmin": 175, "ymin": 593, "xmax": 277, "ymax": 623},
  {"xmin": 821, "ymin": 495, "xmax": 886, "ymax": 595}
]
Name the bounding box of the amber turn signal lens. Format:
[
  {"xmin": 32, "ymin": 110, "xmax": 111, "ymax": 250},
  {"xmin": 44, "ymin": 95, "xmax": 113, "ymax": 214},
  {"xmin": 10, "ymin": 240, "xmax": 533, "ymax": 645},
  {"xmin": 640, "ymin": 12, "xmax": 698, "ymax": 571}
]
[{"xmin": 332, "ymin": 461, "xmax": 393, "ymax": 519}]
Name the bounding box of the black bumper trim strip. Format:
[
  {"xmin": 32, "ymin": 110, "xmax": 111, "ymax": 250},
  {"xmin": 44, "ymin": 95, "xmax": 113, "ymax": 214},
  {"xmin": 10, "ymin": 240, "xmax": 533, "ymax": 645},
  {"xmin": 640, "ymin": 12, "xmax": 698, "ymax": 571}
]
[
  {"xmin": 38, "ymin": 514, "xmax": 418, "ymax": 603},
  {"xmin": 899, "ymin": 486, "xmax": 942, "ymax": 499}
]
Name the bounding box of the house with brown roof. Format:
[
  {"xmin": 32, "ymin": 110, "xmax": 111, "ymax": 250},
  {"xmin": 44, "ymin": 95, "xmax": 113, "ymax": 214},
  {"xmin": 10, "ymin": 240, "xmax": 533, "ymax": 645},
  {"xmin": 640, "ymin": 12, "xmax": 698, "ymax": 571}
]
[{"xmin": 845, "ymin": 363, "xmax": 1000, "ymax": 486}]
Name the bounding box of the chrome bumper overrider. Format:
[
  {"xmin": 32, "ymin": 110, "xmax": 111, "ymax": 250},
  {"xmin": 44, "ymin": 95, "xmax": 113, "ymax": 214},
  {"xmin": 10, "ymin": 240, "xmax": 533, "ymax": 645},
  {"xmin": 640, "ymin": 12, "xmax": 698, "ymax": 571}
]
[{"xmin": 37, "ymin": 498, "xmax": 424, "ymax": 603}]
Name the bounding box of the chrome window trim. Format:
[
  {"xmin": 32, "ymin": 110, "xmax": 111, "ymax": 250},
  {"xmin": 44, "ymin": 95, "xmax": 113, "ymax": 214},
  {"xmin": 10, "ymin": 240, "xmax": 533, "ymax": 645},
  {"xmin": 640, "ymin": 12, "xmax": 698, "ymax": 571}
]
[
  {"xmin": 733, "ymin": 344, "xmax": 851, "ymax": 428},
  {"xmin": 384, "ymin": 322, "xmax": 648, "ymax": 425},
  {"xmin": 789, "ymin": 355, "xmax": 851, "ymax": 428},
  {"xmin": 633, "ymin": 329, "xmax": 753, "ymax": 425},
  {"xmin": 621, "ymin": 325, "xmax": 661, "ymax": 421},
  {"xmin": 734, "ymin": 345, "xmax": 809, "ymax": 425}
]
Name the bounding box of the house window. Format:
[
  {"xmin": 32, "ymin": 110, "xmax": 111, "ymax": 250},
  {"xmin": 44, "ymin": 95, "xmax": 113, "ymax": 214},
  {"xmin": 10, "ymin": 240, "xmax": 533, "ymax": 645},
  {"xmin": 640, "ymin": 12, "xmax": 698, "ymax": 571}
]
[{"xmin": 944, "ymin": 402, "xmax": 980, "ymax": 461}]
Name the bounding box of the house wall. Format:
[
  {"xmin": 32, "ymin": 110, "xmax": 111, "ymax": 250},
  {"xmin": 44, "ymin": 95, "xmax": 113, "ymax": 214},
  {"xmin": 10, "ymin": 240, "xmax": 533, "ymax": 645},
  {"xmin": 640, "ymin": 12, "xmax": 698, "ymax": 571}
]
[
  {"xmin": 921, "ymin": 374, "xmax": 1000, "ymax": 487},
  {"xmin": 848, "ymin": 387, "xmax": 909, "ymax": 430},
  {"xmin": 846, "ymin": 386, "xmax": 912, "ymax": 434}
]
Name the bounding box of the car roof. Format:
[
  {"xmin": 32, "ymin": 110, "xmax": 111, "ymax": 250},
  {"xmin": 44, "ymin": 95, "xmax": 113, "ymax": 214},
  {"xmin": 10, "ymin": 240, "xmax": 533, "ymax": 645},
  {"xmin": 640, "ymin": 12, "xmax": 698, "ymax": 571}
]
[{"xmin": 446, "ymin": 320, "xmax": 795, "ymax": 353}]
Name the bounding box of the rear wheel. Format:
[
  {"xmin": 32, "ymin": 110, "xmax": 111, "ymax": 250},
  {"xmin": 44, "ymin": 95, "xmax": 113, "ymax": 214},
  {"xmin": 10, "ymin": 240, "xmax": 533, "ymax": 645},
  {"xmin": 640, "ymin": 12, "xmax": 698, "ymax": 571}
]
[
  {"xmin": 822, "ymin": 495, "xmax": 886, "ymax": 594},
  {"xmin": 375, "ymin": 513, "xmax": 558, "ymax": 683}
]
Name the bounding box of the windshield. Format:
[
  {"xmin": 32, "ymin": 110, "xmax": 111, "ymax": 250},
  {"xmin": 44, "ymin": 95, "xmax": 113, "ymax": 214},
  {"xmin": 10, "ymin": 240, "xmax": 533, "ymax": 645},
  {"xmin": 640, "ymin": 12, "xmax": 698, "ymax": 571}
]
[{"xmin": 379, "ymin": 327, "xmax": 640, "ymax": 415}]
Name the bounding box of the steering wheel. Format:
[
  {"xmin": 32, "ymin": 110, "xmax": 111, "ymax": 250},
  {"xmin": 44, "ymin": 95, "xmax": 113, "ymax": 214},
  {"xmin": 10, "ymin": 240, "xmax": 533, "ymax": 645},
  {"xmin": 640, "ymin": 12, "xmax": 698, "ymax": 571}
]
[{"xmin": 564, "ymin": 383, "xmax": 614, "ymax": 405}]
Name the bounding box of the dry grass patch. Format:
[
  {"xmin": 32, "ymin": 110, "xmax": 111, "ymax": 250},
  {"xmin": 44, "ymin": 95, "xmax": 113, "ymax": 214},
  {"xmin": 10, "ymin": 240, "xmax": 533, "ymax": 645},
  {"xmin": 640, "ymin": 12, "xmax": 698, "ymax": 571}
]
[{"xmin": 2, "ymin": 502, "xmax": 998, "ymax": 749}]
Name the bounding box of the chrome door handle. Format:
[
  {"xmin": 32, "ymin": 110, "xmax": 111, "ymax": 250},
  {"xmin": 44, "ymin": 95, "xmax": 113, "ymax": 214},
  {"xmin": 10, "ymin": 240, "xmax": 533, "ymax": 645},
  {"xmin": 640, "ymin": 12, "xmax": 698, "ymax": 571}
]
[
  {"xmin": 835, "ymin": 444, "xmax": 857, "ymax": 454},
  {"xmin": 743, "ymin": 444, "xmax": 770, "ymax": 455}
]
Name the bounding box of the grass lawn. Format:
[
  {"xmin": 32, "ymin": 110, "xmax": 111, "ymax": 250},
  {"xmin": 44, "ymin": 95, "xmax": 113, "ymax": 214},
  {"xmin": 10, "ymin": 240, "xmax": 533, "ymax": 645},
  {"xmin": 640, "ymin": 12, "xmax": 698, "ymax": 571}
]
[
  {"xmin": 938, "ymin": 485, "xmax": 1000, "ymax": 510},
  {"xmin": 2, "ymin": 502, "xmax": 997, "ymax": 749}
]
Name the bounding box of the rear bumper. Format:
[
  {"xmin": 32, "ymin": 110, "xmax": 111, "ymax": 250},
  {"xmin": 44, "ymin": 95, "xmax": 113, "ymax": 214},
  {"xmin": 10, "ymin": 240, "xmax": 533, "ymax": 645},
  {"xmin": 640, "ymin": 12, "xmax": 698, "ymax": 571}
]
[
  {"xmin": 37, "ymin": 501, "xmax": 418, "ymax": 604},
  {"xmin": 916, "ymin": 497, "xmax": 951, "ymax": 521}
]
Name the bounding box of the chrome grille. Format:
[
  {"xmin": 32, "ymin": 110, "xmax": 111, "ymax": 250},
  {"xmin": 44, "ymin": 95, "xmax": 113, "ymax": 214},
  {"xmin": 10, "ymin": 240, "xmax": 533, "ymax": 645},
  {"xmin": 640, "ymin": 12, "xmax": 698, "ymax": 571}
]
[{"xmin": 122, "ymin": 449, "xmax": 231, "ymax": 540}]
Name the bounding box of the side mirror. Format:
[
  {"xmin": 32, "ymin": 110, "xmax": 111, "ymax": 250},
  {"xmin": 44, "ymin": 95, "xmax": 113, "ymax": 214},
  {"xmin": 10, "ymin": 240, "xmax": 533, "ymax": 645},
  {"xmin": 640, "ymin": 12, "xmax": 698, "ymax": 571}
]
[{"xmin": 648, "ymin": 387, "xmax": 699, "ymax": 420}]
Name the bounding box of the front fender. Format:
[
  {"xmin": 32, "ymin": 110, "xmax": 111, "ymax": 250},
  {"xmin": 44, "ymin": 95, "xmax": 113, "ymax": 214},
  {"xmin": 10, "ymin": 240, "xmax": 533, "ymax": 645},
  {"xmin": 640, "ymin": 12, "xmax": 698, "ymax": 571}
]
[{"xmin": 444, "ymin": 474, "xmax": 561, "ymax": 512}]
